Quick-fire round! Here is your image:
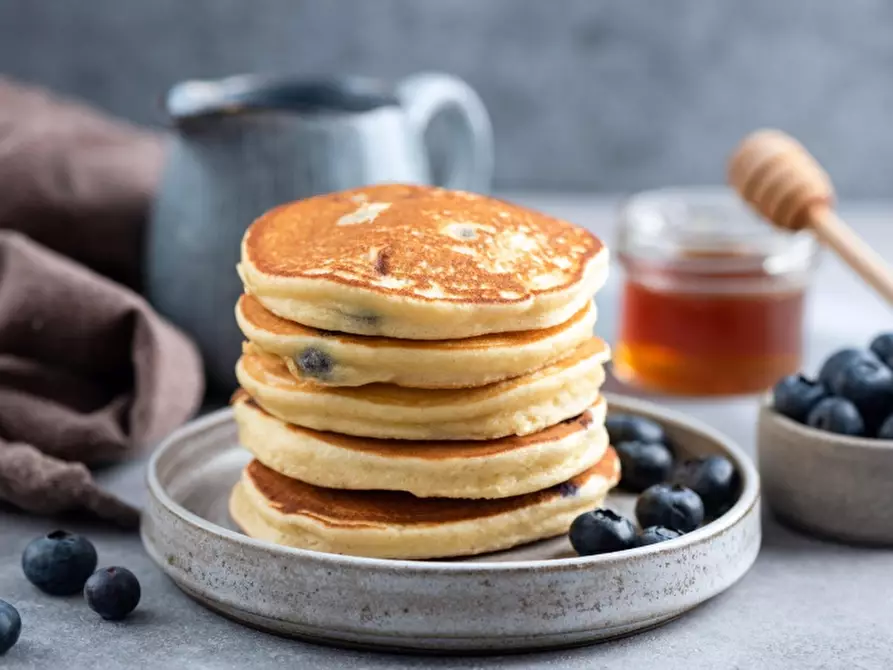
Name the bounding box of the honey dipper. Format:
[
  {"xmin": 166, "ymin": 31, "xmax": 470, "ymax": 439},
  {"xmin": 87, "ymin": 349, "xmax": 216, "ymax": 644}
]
[{"xmin": 728, "ymin": 129, "xmax": 893, "ymax": 305}]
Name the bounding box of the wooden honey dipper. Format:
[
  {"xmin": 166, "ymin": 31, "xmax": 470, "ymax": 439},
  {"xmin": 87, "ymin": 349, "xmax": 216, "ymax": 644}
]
[{"xmin": 728, "ymin": 128, "xmax": 893, "ymax": 305}]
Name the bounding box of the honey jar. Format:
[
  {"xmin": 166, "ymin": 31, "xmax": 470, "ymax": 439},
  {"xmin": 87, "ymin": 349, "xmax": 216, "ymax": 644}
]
[{"xmin": 613, "ymin": 188, "xmax": 819, "ymax": 396}]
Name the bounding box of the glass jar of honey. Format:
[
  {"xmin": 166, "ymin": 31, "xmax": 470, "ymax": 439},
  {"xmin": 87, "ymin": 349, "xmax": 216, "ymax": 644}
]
[{"xmin": 613, "ymin": 188, "xmax": 819, "ymax": 396}]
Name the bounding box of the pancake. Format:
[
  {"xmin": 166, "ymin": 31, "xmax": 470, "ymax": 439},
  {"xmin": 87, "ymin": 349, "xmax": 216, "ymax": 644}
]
[
  {"xmin": 229, "ymin": 447, "xmax": 620, "ymax": 559},
  {"xmin": 236, "ymin": 293, "xmax": 598, "ymax": 388},
  {"xmin": 235, "ymin": 337, "xmax": 610, "ymax": 440},
  {"xmin": 233, "ymin": 391, "xmax": 609, "ymax": 498},
  {"xmin": 238, "ymin": 184, "xmax": 608, "ymax": 340}
]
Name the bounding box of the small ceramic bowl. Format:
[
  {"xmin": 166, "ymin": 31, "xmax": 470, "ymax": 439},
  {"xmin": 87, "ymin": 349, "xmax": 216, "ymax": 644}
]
[{"xmin": 758, "ymin": 398, "xmax": 893, "ymax": 545}]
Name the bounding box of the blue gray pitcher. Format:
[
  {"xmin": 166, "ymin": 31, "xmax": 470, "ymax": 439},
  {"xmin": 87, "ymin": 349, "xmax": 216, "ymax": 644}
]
[{"xmin": 146, "ymin": 72, "xmax": 493, "ymax": 392}]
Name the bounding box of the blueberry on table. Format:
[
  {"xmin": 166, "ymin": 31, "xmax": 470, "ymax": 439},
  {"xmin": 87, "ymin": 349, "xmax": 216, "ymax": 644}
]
[
  {"xmin": 869, "ymin": 332, "xmax": 893, "ymax": 368},
  {"xmin": 615, "ymin": 441, "xmax": 674, "ymax": 493},
  {"xmin": 84, "ymin": 567, "xmax": 141, "ymax": 621},
  {"xmin": 0, "ymin": 600, "xmax": 21, "ymax": 655},
  {"xmin": 830, "ymin": 357, "xmax": 893, "ymax": 430},
  {"xmin": 673, "ymin": 455, "xmax": 740, "ymax": 518},
  {"xmin": 605, "ymin": 414, "xmax": 666, "ymax": 448},
  {"xmin": 806, "ymin": 397, "xmax": 865, "ymax": 436},
  {"xmin": 877, "ymin": 414, "xmax": 893, "ymax": 440},
  {"xmin": 772, "ymin": 374, "xmax": 828, "ymax": 423},
  {"xmin": 635, "ymin": 484, "xmax": 705, "ymax": 533},
  {"xmin": 818, "ymin": 348, "xmax": 876, "ymax": 390},
  {"xmin": 569, "ymin": 509, "xmax": 637, "ymax": 556},
  {"xmin": 22, "ymin": 530, "xmax": 98, "ymax": 596},
  {"xmin": 636, "ymin": 526, "xmax": 682, "ymax": 547}
]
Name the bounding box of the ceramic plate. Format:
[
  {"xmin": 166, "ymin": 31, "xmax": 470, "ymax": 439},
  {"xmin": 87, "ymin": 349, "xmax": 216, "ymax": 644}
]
[{"xmin": 141, "ymin": 393, "xmax": 761, "ymax": 652}]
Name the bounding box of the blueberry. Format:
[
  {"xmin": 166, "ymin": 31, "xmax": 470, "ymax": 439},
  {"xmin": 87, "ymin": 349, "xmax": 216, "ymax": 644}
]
[
  {"xmin": 557, "ymin": 481, "xmax": 579, "ymax": 497},
  {"xmin": 635, "ymin": 484, "xmax": 705, "ymax": 533},
  {"xmin": 297, "ymin": 348, "xmax": 333, "ymax": 378},
  {"xmin": 22, "ymin": 530, "xmax": 97, "ymax": 596},
  {"xmin": 84, "ymin": 567, "xmax": 141, "ymax": 621},
  {"xmin": 771, "ymin": 374, "xmax": 828, "ymax": 423},
  {"xmin": 0, "ymin": 600, "xmax": 21, "ymax": 655},
  {"xmin": 605, "ymin": 414, "xmax": 666, "ymax": 447},
  {"xmin": 877, "ymin": 414, "xmax": 893, "ymax": 440},
  {"xmin": 615, "ymin": 441, "xmax": 674, "ymax": 493},
  {"xmin": 636, "ymin": 526, "xmax": 682, "ymax": 547},
  {"xmin": 818, "ymin": 348, "xmax": 876, "ymax": 390},
  {"xmin": 673, "ymin": 455, "xmax": 740, "ymax": 518},
  {"xmin": 831, "ymin": 357, "xmax": 893, "ymax": 430},
  {"xmin": 806, "ymin": 397, "xmax": 865, "ymax": 436},
  {"xmin": 869, "ymin": 332, "xmax": 893, "ymax": 368},
  {"xmin": 569, "ymin": 509, "xmax": 637, "ymax": 556}
]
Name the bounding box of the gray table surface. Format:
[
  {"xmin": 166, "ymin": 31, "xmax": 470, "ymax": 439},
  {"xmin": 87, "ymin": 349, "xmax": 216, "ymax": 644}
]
[{"xmin": 2, "ymin": 196, "xmax": 892, "ymax": 670}]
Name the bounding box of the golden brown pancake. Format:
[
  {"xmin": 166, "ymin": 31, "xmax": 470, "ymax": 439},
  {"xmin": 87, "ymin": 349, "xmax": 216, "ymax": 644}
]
[
  {"xmin": 235, "ymin": 293, "xmax": 598, "ymax": 387},
  {"xmin": 235, "ymin": 337, "xmax": 610, "ymax": 440},
  {"xmin": 238, "ymin": 184, "xmax": 608, "ymax": 339},
  {"xmin": 232, "ymin": 390, "xmax": 609, "ymax": 498},
  {"xmin": 229, "ymin": 447, "xmax": 620, "ymax": 559}
]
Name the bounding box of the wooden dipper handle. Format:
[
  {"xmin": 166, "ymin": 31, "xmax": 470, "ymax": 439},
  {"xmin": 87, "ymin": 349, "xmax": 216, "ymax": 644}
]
[{"xmin": 728, "ymin": 129, "xmax": 893, "ymax": 306}]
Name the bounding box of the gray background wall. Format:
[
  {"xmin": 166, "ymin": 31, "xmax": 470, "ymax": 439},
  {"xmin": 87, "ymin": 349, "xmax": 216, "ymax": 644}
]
[{"xmin": 1, "ymin": 0, "xmax": 891, "ymax": 196}]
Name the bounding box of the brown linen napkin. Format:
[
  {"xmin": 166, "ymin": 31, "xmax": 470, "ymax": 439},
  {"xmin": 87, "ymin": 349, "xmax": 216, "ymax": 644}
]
[
  {"xmin": 0, "ymin": 233, "xmax": 203, "ymax": 527},
  {"xmin": 0, "ymin": 76, "xmax": 164, "ymax": 289},
  {"xmin": 0, "ymin": 78, "xmax": 204, "ymax": 527}
]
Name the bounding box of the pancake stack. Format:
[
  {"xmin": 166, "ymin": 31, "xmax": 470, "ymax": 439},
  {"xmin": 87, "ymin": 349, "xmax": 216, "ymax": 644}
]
[{"xmin": 228, "ymin": 184, "xmax": 619, "ymax": 559}]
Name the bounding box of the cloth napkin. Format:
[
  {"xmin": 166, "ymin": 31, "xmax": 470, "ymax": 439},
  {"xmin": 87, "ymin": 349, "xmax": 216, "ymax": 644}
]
[{"xmin": 0, "ymin": 78, "xmax": 204, "ymax": 527}]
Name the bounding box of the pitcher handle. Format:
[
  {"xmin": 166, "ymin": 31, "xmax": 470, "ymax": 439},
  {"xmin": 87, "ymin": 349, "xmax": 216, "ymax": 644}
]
[{"xmin": 397, "ymin": 72, "xmax": 494, "ymax": 193}]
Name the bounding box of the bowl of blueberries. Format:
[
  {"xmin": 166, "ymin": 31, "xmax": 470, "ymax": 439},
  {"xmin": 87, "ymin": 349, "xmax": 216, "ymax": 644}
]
[{"xmin": 760, "ymin": 332, "xmax": 893, "ymax": 544}]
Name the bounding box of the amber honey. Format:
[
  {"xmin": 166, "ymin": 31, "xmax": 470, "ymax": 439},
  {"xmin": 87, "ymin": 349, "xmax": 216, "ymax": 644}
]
[
  {"xmin": 613, "ymin": 278, "xmax": 805, "ymax": 395},
  {"xmin": 614, "ymin": 188, "xmax": 818, "ymax": 397}
]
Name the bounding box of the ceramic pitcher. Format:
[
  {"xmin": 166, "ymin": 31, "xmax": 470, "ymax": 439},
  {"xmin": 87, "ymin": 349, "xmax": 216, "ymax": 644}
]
[{"xmin": 146, "ymin": 72, "xmax": 493, "ymax": 392}]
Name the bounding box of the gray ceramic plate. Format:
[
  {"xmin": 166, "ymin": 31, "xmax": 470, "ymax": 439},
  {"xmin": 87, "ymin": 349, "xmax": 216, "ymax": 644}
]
[{"xmin": 141, "ymin": 393, "xmax": 761, "ymax": 652}]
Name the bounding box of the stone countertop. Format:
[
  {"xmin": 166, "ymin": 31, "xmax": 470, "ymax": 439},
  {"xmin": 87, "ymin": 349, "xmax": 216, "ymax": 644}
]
[{"xmin": 3, "ymin": 196, "xmax": 893, "ymax": 670}]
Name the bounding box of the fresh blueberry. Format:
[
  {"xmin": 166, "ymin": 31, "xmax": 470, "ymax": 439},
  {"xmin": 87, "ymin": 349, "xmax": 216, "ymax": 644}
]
[
  {"xmin": 673, "ymin": 455, "xmax": 740, "ymax": 518},
  {"xmin": 635, "ymin": 484, "xmax": 705, "ymax": 533},
  {"xmin": 818, "ymin": 348, "xmax": 876, "ymax": 390},
  {"xmin": 22, "ymin": 530, "xmax": 97, "ymax": 596},
  {"xmin": 615, "ymin": 441, "xmax": 674, "ymax": 493},
  {"xmin": 0, "ymin": 600, "xmax": 21, "ymax": 655},
  {"xmin": 605, "ymin": 414, "xmax": 666, "ymax": 448},
  {"xmin": 771, "ymin": 374, "xmax": 828, "ymax": 423},
  {"xmin": 84, "ymin": 567, "xmax": 141, "ymax": 621},
  {"xmin": 877, "ymin": 414, "xmax": 893, "ymax": 440},
  {"xmin": 557, "ymin": 481, "xmax": 579, "ymax": 497},
  {"xmin": 636, "ymin": 526, "xmax": 682, "ymax": 547},
  {"xmin": 806, "ymin": 397, "xmax": 865, "ymax": 436},
  {"xmin": 569, "ymin": 509, "xmax": 637, "ymax": 556},
  {"xmin": 297, "ymin": 348, "xmax": 333, "ymax": 378},
  {"xmin": 830, "ymin": 357, "xmax": 893, "ymax": 430},
  {"xmin": 869, "ymin": 332, "xmax": 893, "ymax": 368}
]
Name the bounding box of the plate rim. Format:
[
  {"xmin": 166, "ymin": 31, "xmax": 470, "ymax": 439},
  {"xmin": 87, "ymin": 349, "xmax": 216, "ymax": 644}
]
[{"xmin": 145, "ymin": 392, "xmax": 760, "ymax": 572}]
